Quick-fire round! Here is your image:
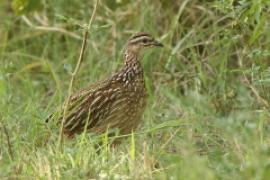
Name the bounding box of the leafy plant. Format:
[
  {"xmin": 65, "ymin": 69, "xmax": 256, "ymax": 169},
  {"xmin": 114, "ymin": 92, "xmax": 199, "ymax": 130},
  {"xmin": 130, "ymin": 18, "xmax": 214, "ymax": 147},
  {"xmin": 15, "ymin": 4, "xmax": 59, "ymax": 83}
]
[{"xmin": 12, "ymin": 0, "xmax": 43, "ymax": 15}]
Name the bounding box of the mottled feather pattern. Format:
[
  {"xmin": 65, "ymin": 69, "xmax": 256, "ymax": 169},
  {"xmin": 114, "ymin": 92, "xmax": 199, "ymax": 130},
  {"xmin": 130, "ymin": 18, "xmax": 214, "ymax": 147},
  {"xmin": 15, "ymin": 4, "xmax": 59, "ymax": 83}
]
[
  {"xmin": 47, "ymin": 32, "xmax": 162, "ymax": 137},
  {"xmin": 56, "ymin": 57, "xmax": 146, "ymax": 136}
]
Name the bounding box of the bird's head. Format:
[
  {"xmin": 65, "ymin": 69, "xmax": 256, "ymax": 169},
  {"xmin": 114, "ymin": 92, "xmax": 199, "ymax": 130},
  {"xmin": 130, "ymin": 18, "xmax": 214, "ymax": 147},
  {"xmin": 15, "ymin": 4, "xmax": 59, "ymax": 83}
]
[{"xmin": 125, "ymin": 32, "xmax": 163, "ymax": 55}]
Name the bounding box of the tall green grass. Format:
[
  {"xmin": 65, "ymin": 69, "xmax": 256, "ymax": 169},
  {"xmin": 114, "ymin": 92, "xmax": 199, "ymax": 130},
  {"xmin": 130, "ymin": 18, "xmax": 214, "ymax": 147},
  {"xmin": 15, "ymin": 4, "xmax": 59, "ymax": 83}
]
[{"xmin": 1, "ymin": 0, "xmax": 270, "ymax": 179}]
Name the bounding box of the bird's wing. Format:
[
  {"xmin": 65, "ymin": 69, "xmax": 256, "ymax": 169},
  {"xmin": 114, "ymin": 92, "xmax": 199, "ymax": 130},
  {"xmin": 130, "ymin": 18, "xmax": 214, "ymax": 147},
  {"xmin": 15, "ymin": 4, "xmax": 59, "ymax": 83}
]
[
  {"xmin": 46, "ymin": 78, "xmax": 109, "ymax": 120},
  {"xmin": 56, "ymin": 77, "xmax": 124, "ymax": 134}
]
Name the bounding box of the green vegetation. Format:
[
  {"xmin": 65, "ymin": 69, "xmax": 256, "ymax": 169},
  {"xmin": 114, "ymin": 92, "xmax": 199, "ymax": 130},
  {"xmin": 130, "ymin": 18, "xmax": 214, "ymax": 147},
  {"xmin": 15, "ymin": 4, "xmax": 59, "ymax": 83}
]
[{"xmin": 1, "ymin": 0, "xmax": 270, "ymax": 179}]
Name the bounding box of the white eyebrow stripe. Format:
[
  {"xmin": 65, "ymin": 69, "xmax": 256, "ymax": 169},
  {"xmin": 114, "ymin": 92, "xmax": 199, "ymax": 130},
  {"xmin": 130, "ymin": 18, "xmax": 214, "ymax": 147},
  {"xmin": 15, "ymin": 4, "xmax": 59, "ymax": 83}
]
[{"xmin": 129, "ymin": 36, "xmax": 151, "ymax": 44}]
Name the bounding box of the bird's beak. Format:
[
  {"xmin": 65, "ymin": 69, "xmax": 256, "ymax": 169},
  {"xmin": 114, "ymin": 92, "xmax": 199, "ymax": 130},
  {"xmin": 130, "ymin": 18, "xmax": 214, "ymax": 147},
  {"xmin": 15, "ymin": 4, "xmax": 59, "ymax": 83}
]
[{"xmin": 153, "ymin": 40, "xmax": 163, "ymax": 47}]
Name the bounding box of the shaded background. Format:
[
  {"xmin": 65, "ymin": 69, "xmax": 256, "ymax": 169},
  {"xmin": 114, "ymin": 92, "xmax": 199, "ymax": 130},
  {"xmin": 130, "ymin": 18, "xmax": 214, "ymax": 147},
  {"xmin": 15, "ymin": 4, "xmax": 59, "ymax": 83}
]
[{"xmin": 1, "ymin": 0, "xmax": 270, "ymax": 179}]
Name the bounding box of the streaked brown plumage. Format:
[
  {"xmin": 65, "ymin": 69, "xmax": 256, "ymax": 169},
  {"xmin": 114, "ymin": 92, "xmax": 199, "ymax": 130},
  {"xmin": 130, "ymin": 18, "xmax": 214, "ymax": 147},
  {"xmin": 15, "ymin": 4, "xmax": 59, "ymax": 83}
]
[{"xmin": 48, "ymin": 32, "xmax": 163, "ymax": 137}]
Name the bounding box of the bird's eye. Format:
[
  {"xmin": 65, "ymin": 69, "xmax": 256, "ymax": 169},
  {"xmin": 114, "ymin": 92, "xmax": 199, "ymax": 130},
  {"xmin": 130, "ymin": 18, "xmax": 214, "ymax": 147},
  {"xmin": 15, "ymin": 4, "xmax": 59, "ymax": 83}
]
[{"xmin": 142, "ymin": 39, "xmax": 148, "ymax": 43}]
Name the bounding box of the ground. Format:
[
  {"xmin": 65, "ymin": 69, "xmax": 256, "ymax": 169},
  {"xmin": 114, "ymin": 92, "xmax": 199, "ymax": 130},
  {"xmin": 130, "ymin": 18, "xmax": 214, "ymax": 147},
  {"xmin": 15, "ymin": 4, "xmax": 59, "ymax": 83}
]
[{"xmin": 1, "ymin": 0, "xmax": 270, "ymax": 179}]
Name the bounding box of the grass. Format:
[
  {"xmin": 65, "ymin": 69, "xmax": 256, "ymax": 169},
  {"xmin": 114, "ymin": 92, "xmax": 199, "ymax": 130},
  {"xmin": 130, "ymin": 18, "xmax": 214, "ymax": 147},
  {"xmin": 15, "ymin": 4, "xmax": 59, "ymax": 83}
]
[{"xmin": 1, "ymin": 0, "xmax": 270, "ymax": 179}]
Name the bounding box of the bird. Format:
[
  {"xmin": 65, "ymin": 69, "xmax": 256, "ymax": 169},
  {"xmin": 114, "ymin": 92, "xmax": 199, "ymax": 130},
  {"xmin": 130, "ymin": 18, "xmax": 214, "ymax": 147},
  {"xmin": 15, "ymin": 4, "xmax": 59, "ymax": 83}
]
[{"xmin": 47, "ymin": 32, "xmax": 163, "ymax": 138}]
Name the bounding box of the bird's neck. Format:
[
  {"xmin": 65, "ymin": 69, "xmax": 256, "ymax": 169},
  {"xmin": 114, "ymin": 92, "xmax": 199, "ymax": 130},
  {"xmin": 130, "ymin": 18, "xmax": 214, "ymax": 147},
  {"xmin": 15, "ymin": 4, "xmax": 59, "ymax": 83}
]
[
  {"xmin": 123, "ymin": 50, "xmax": 143, "ymax": 75},
  {"xmin": 111, "ymin": 49, "xmax": 144, "ymax": 84}
]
